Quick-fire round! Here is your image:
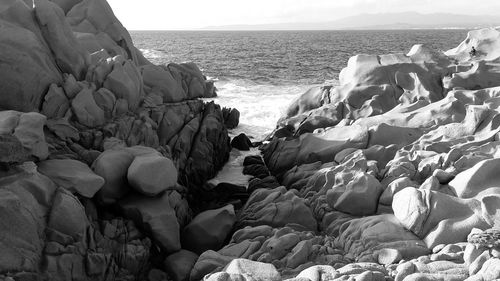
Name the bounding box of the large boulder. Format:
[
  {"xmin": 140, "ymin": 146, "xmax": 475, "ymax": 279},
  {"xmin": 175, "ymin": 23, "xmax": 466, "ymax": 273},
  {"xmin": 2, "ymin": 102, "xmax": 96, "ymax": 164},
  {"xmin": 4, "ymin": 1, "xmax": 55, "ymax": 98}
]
[
  {"xmin": 63, "ymin": 0, "xmax": 140, "ymax": 63},
  {"xmin": 0, "ymin": 0, "xmax": 62, "ymax": 112},
  {"xmin": 37, "ymin": 159, "xmax": 104, "ymax": 198},
  {"xmin": 11, "ymin": 112, "xmax": 49, "ymax": 160},
  {"xmin": 34, "ymin": 0, "xmax": 89, "ymax": 79},
  {"xmin": 164, "ymin": 250, "xmax": 198, "ymax": 281},
  {"xmin": 448, "ymin": 158, "xmax": 500, "ymax": 199},
  {"xmin": 182, "ymin": 204, "xmax": 236, "ymax": 254},
  {"xmin": 119, "ymin": 192, "xmax": 181, "ymax": 253},
  {"xmin": 238, "ymin": 186, "xmax": 317, "ymax": 231},
  {"xmin": 445, "ymin": 27, "xmax": 500, "ymax": 62},
  {"xmin": 263, "ymin": 125, "xmax": 369, "ymax": 174},
  {"xmin": 392, "ymin": 187, "xmax": 492, "ymax": 248},
  {"xmin": 127, "ymin": 154, "xmax": 178, "ymax": 196},
  {"xmin": 92, "ymin": 148, "xmax": 135, "ymax": 203},
  {"xmin": 327, "ymin": 173, "xmax": 383, "ymax": 216},
  {"xmin": 71, "ymin": 87, "xmax": 106, "ymax": 128}
]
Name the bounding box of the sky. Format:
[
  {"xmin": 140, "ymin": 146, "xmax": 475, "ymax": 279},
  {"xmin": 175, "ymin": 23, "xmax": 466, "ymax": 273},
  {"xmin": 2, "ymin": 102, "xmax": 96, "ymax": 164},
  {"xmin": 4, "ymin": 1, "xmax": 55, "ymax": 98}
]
[{"xmin": 107, "ymin": 0, "xmax": 500, "ymax": 30}]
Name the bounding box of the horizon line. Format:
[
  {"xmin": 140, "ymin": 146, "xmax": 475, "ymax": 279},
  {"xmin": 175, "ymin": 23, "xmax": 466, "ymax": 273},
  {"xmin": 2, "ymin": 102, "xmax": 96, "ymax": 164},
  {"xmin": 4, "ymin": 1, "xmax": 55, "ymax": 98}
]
[{"xmin": 129, "ymin": 27, "xmax": 474, "ymax": 32}]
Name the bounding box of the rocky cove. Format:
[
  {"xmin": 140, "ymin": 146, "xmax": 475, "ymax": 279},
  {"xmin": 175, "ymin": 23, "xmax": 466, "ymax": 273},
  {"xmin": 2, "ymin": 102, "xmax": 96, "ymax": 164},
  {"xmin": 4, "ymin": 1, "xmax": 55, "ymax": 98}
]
[{"xmin": 2, "ymin": 1, "xmax": 500, "ymax": 281}]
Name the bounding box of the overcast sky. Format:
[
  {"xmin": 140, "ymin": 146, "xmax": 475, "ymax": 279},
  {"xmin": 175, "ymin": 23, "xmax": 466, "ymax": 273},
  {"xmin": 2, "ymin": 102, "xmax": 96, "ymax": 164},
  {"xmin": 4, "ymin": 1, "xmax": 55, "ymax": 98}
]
[{"xmin": 107, "ymin": 0, "xmax": 500, "ymax": 30}]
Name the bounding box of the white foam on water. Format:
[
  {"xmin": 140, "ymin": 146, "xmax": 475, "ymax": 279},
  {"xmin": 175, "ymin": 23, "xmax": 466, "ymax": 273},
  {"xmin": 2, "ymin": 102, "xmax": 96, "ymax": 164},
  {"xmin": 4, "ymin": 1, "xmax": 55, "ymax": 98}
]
[
  {"xmin": 206, "ymin": 148, "xmax": 259, "ymax": 187},
  {"xmin": 140, "ymin": 48, "xmax": 163, "ymax": 59},
  {"xmin": 205, "ymin": 79, "xmax": 317, "ymax": 141}
]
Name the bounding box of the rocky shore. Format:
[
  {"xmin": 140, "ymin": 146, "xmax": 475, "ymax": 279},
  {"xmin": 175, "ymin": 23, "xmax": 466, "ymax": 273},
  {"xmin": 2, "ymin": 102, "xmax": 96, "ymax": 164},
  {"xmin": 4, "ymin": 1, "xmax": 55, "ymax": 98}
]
[{"xmin": 1, "ymin": 0, "xmax": 500, "ymax": 281}]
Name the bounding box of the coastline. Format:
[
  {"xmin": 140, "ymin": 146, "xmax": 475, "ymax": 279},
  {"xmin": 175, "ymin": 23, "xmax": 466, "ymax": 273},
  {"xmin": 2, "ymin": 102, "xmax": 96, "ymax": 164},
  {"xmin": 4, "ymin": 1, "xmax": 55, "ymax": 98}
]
[{"xmin": 1, "ymin": 1, "xmax": 500, "ymax": 281}]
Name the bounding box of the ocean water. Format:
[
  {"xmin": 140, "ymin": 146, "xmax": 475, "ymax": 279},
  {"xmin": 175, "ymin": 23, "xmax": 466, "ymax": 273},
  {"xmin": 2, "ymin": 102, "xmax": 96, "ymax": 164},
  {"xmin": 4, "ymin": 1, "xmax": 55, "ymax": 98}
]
[{"xmin": 131, "ymin": 30, "xmax": 466, "ymax": 140}]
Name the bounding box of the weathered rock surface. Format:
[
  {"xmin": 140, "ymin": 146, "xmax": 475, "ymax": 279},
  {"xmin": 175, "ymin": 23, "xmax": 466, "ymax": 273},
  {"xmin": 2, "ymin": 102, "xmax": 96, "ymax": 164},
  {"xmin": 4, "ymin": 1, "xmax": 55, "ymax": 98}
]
[
  {"xmin": 182, "ymin": 204, "xmax": 236, "ymax": 254},
  {"xmin": 4, "ymin": 0, "xmax": 500, "ymax": 280},
  {"xmin": 0, "ymin": 0, "xmax": 63, "ymax": 112},
  {"xmin": 119, "ymin": 191, "xmax": 181, "ymax": 253},
  {"xmin": 0, "ymin": 0, "xmax": 233, "ymax": 280},
  {"xmin": 37, "ymin": 159, "xmax": 104, "ymax": 197},
  {"xmin": 0, "ymin": 162, "xmax": 152, "ymax": 280},
  {"xmin": 127, "ymin": 154, "xmax": 178, "ymax": 196},
  {"xmin": 164, "ymin": 249, "xmax": 199, "ymax": 281},
  {"xmin": 241, "ymin": 27, "xmax": 500, "ymax": 281}
]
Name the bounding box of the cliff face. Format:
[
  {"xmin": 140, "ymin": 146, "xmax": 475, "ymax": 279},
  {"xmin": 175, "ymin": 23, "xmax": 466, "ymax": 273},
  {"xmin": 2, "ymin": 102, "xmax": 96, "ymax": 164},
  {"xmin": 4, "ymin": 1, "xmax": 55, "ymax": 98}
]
[{"xmin": 0, "ymin": 0, "xmax": 231, "ymax": 280}]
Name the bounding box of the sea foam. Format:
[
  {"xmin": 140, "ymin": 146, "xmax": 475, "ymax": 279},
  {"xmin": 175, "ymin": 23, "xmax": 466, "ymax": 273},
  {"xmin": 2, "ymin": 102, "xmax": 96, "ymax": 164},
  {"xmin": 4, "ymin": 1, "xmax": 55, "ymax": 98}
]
[{"xmin": 205, "ymin": 79, "xmax": 326, "ymax": 140}]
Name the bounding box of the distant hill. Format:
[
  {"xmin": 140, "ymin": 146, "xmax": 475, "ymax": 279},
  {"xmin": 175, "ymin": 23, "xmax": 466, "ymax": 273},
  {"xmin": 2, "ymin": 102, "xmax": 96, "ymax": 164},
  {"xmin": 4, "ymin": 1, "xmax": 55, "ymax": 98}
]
[{"xmin": 200, "ymin": 12, "xmax": 500, "ymax": 30}]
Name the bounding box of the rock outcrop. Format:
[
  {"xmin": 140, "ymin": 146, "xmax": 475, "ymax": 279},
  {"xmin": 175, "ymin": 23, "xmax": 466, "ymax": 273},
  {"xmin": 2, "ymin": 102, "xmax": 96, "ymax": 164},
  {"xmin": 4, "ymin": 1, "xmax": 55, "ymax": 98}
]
[
  {"xmin": 0, "ymin": 0, "xmax": 234, "ymax": 280},
  {"xmin": 205, "ymin": 27, "xmax": 500, "ymax": 281}
]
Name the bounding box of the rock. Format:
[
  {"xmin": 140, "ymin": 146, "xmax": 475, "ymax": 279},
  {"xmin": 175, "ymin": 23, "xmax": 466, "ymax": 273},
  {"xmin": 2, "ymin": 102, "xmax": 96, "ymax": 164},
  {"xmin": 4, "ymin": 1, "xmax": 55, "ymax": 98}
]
[
  {"xmin": 168, "ymin": 62, "xmax": 214, "ymax": 99},
  {"xmin": 92, "ymin": 148, "xmax": 135, "ymax": 204},
  {"xmin": 164, "ymin": 250, "xmax": 198, "ymax": 281},
  {"xmin": 141, "ymin": 64, "xmax": 186, "ymax": 102},
  {"xmin": 328, "ymin": 173, "xmax": 383, "ymax": 216},
  {"xmin": 223, "ymin": 259, "xmax": 281, "ymax": 281},
  {"xmin": 64, "ymin": 0, "xmax": 140, "ymax": 63},
  {"xmin": 243, "ymin": 164, "xmax": 270, "ymax": 179},
  {"xmin": 223, "ymin": 108, "xmax": 240, "ymax": 129},
  {"xmin": 238, "ymin": 186, "xmax": 317, "ymax": 231},
  {"xmin": 103, "ymin": 58, "xmax": 143, "ymax": 110},
  {"xmin": 0, "ymin": 162, "xmax": 150, "ymax": 280},
  {"xmin": 329, "ymin": 214, "xmax": 430, "ymax": 263},
  {"xmin": 263, "ymin": 125, "xmax": 369, "ymax": 174},
  {"xmin": 0, "ymin": 1, "xmax": 62, "ymax": 112},
  {"xmin": 182, "ymin": 205, "xmax": 236, "ymax": 254},
  {"xmin": 243, "ymin": 156, "xmax": 265, "ymax": 166},
  {"xmin": 0, "ymin": 134, "xmax": 30, "ymax": 164},
  {"xmin": 71, "ymin": 87, "xmax": 106, "ymax": 128},
  {"xmin": 448, "ymin": 158, "xmax": 500, "ymax": 199},
  {"xmin": 93, "ymin": 87, "xmax": 117, "ymax": 119},
  {"xmin": 296, "ymin": 265, "xmax": 338, "ymax": 281},
  {"xmin": 468, "ymin": 228, "xmax": 500, "ymax": 248},
  {"xmin": 34, "ymin": 0, "xmax": 89, "ymax": 79},
  {"xmin": 376, "ymin": 248, "xmax": 403, "ymax": 265},
  {"xmin": 286, "ymin": 240, "xmax": 312, "ymax": 269},
  {"xmin": 13, "ymin": 112, "xmax": 49, "ymax": 160},
  {"xmin": 473, "ymin": 258, "xmax": 500, "ymax": 280},
  {"xmin": 41, "ymin": 84, "xmax": 70, "ymax": 119},
  {"xmin": 127, "ymin": 154, "xmax": 178, "ymax": 196},
  {"xmin": 119, "ymin": 192, "xmax": 181, "ymax": 253},
  {"xmin": 392, "ymin": 187, "xmax": 491, "ymax": 248},
  {"xmin": 190, "ymin": 250, "xmax": 235, "ymax": 281},
  {"xmin": 445, "ymin": 28, "xmax": 500, "ymax": 62},
  {"xmin": 282, "ymin": 86, "xmax": 332, "ymax": 121},
  {"xmin": 379, "ymin": 177, "xmax": 418, "ymax": 206},
  {"xmin": 180, "ymin": 102, "xmax": 231, "ymax": 188},
  {"xmin": 248, "ymin": 176, "xmax": 281, "ymax": 194},
  {"xmin": 37, "ymin": 159, "xmax": 104, "ymax": 198},
  {"xmin": 231, "ymin": 134, "xmax": 253, "ymax": 151}
]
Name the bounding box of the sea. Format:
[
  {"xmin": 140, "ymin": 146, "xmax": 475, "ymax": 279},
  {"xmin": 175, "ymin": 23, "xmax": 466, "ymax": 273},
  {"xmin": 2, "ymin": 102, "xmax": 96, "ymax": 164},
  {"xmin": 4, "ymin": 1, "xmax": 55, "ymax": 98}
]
[{"xmin": 130, "ymin": 30, "xmax": 466, "ymax": 140}]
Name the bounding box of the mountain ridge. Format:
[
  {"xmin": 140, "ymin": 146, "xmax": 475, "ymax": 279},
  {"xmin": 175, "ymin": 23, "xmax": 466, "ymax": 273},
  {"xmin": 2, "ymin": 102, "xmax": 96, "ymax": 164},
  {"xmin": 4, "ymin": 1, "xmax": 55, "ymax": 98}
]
[{"xmin": 200, "ymin": 11, "xmax": 500, "ymax": 30}]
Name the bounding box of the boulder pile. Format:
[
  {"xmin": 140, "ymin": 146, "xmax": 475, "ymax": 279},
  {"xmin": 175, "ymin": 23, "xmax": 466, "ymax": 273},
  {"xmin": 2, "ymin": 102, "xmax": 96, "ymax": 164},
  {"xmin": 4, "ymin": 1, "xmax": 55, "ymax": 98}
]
[
  {"xmin": 2, "ymin": 0, "xmax": 500, "ymax": 280},
  {"xmin": 0, "ymin": 0, "xmax": 234, "ymax": 280},
  {"xmin": 193, "ymin": 29, "xmax": 500, "ymax": 281}
]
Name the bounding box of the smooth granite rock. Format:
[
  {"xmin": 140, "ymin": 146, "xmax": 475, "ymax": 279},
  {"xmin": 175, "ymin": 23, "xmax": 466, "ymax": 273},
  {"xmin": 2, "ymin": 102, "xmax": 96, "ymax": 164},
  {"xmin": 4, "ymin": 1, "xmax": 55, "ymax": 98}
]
[
  {"xmin": 127, "ymin": 154, "xmax": 178, "ymax": 196},
  {"xmin": 37, "ymin": 159, "xmax": 104, "ymax": 197},
  {"xmin": 164, "ymin": 250, "xmax": 199, "ymax": 281},
  {"xmin": 119, "ymin": 192, "xmax": 181, "ymax": 253},
  {"xmin": 183, "ymin": 204, "xmax": 236, "ymax": 254}
]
